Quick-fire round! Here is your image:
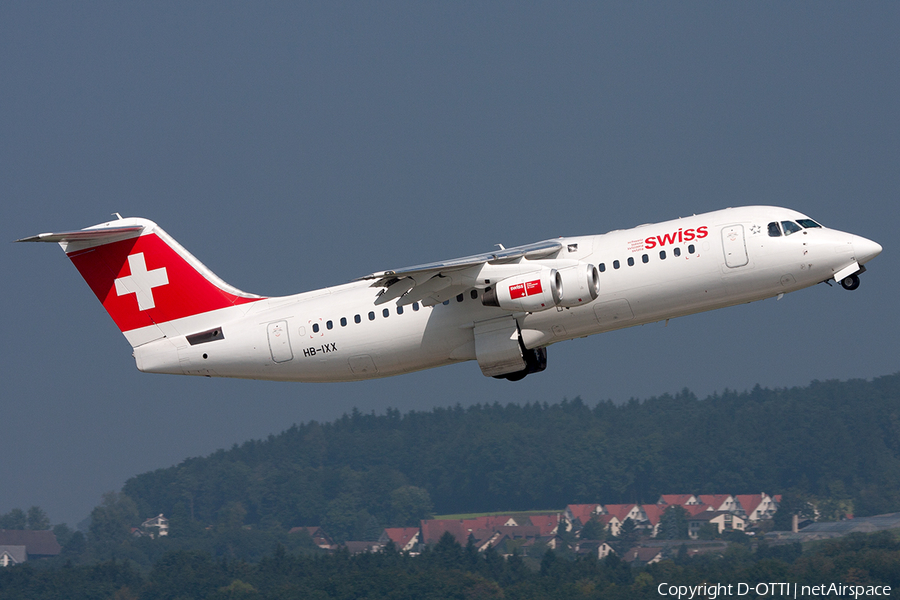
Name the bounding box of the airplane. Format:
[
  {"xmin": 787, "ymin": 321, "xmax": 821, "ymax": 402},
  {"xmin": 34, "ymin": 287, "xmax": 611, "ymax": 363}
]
[{"xmin": 18, "ymin": 206, "xmax": 881, "ymax": 382}]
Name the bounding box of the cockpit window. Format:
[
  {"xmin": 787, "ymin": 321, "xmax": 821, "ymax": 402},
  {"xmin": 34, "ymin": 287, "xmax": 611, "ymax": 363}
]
[
  {"xmin": 781, "ymin": 221, "xmax": 802, "ymax": 236},
  {"xmin": 797, "ymin": 219, "xmax": 821, "ymax": 229},
  {"xmin": 768, "ymin": 222, "xmax": 782, "ymax": 237}
]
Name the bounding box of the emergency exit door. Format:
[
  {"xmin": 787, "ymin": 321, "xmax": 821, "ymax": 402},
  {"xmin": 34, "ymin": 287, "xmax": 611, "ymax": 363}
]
[
  {"xmin": 721, "ymin": 225, "xmax": 749, "ymax": 268},
  {"xmin": 267, "ymin": 321, "xmax": 294, "ymax": 363}
]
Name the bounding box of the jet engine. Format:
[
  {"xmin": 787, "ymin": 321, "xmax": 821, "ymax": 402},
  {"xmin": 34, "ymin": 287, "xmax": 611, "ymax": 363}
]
[
  {"xmin": 482, "ymin": 268, "xmax": 562, "ymax": 312},
  {"xmin": 556, "ymin": 263, "xmax": 600, "ymax": 307}
]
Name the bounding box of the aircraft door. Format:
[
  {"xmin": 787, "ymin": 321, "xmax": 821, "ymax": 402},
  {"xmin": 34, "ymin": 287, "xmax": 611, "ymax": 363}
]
[
  {"xmin": 721, "ymin": 225, "xmax": 749, "ymax": 268},
  {"xmin": 267, "ymin": 320, "xmax": 294, "ymax": 363}
]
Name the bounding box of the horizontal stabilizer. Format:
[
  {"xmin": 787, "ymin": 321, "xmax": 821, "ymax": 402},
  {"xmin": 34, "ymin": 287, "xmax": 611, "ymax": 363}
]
[{"xmin": 16, "ymin": 225, "xmax": 144, "ymax": 244}]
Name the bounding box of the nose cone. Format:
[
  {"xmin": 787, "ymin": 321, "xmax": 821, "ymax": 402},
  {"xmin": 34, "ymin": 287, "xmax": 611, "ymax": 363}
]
[{"xmin": 853, "ymin": 235, "xmax": 883, "ymax": 265}]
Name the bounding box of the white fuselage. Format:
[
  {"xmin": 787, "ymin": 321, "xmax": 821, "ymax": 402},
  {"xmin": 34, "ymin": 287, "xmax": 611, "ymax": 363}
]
[{"xmin": 131, "ymin": 206, "xmax": 880, "ymax": 382}]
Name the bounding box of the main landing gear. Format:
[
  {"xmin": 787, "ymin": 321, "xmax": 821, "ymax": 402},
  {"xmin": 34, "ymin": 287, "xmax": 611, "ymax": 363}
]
[
  {"xmin": 494, "ymin": 347, "xmax": 548, "ymax": 382},
  {"xmin": 840, "ymin": 273, "xmax": 860, "ymax": 291}
]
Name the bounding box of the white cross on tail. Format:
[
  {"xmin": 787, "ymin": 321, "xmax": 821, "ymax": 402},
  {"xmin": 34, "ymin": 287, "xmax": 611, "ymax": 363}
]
[{"xmin": 114, "ymin": 253, "xmax": 168, "ymax": 310}]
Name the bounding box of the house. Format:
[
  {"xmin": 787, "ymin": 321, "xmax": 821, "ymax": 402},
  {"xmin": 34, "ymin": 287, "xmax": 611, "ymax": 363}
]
[
  {"xmin": 599, "ymin": 514, "xmax": 623, "ymax": 537},
  {"xmin": 529, "ymin": 514, "xmax": 562, "ymax": 536},
  {"xmin": 0, "ymin": 546, "xmax": 27, "ymax": 567},
  {"xmin": 379, "ymin": 527, "xmax": 420, "ymax": 552},
  {"xmin": 420, "ymin": 519, "xmax": 472, "ymax": 545},
  {"xmin": 0, "ymin": 530, "xmax": 61, "ymax": 560},
  {"xmin": 342, "ymin": 541, "xmax": 384, "ymax": 554},
  {"xmin": 141, "ymin": 514, "xmax": 169, "ymax": 538},
  {"xmin": 684, "ymin": 504, "xmax": 714, "ymax": 517},
  {"xmin": 601, "ymin": 504, "xmax": 647, "ymax": 526},
  {"xmin": 622, "ymin": 546, "xmax": 664, "ymax": 566},
  {"xmin": 288, "ymin": 526, "xmax": 336, "ymax": 550},
  {"xmin": 419, "ymin": 515, "xmax": 523, "ymax": 546},
  {"xmin": 484, "ymin": 526, "xmax": 541, "ymax": 552},
  {"xmin": 735, "ymin": 493, "xmax": 778, "ymax": 521},
  {"xmin": 641, "ymin": 504, "xmax": 666, "ymax": 537},
  {"xmin": 687, "ymin": 511, "xmax": 747, "ymax": 538},
  {"xmin": 575, "ymin": 540, "xmax": 615, "ymax": 559}
]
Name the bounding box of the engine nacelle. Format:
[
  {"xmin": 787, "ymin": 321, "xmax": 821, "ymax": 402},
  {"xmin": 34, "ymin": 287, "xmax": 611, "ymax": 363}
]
[
  {"xmin": 556, "ymin": 263, "xmax": 600, "ymax": 307},
  {"xmin": 482, "ymin": 268, "xmax": 562, "ymax": 312}
]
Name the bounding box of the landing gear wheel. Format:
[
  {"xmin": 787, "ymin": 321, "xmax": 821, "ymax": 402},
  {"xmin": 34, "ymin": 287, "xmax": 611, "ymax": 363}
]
[{"xmin": 841, "ymin": 273, "xmax": 860, "ymax": 291}]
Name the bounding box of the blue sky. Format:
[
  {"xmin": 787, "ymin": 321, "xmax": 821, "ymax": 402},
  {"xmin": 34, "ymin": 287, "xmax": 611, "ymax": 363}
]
[{"xmin": 2, "ymin": 2, "xmax": 898, "ymax": 526}]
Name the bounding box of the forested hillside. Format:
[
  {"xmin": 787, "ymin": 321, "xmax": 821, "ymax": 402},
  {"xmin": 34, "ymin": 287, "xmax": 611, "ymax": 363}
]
[{"xmin": 123, "ymin": 373, "xmax": 900, "ymax": 541}]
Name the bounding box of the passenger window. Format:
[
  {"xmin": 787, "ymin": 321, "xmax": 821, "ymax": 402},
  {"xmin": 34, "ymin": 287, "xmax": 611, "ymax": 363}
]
[
  {"xmin": 382, "ymin": 308, "xmax": 390, "ymax": 318},
  {"xmin": 456, "ymin": 293, "xmax": 464, "ymax": 303},
  {"xmin": 659, "ymin": 251, "xmax": 665, "ymax": 260},
  {"xmin": 354, "ymin": 314, "xmax": 361, "ymax": 324},
  {"xmin": 627, "ymin": 257, "xmax": 635, "ymax": 267},
  {"xmin": 674, "ymin": 247, "xmax": 681, "ymax": 257},
  {"xmin": 412, "ymin": 302, "xmax": 420, "ymax": 311},
  {"xmin": 471, "ymin": 290, "xmax": 478, "ymax": 300},
  {"xmin": 642, "ymin": 253, "xmax": 649, "ymax": 263},
  {"xmin": 312, "ymin": 323, "xmax": 320, "ymax": 333},
  {"xmin": 397, "ymin": 306, "xmax": 404, "ymax": 315},
  {"xmin": 768, "ymin": 222, "xmax": 782, "ymax": 237},
  {"xmin": 782, "ymin": 221, "xmax": 802, "ymax": 236},
  {"xmin": 443, "ymin": 300, "xmax": 450, "ymax": 305},
  {"xmin": 599, "ymin": 263, "xmax": 606, "ymax": 272},
  {"xmin": 613, "ymin": 260, "xmax": 620, "ymax": 269},
  {"xmin": 368, "ymin": 311, "xmax": 375, "ymax": 321},
  {"xmin": 797, "ymin": 219, "xmax": 822, "ymax": 229},
  {"xmin": 340, "ymin": 317, "xmax": 347, "ymax": 327},
  {"xmin": 688, "ymin": 244, "xmax": 695, "ymax": 254},
  {"xmin": 326, "ymin": 320, "xmax": 333, "ymax": 330}
]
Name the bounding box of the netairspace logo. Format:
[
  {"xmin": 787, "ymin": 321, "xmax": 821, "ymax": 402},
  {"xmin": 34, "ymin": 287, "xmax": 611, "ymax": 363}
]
[{"xmin": 657, "ymin": 582, "xmax": 892, "ymax": 599}]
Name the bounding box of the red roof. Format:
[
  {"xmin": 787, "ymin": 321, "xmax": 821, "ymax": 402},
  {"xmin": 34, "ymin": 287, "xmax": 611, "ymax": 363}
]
[
  {"xmin": 602, "ymin": 504, "xmax": 637, "ymax": 522},
  {"xmin": 735, "ymin": 494, "xmax": 763, "ymax": 516},
  {"xmin": 420, "ymin": 520, "xmax": 470, "ymax": 545},
  {"xmin": 567, "ymin": 504, "xmax": 600, "ymax": 525},
  {"xmin": 0, "ymin": 530, "xmax": 61, "ymax": 556},
  {"xmin": 698, "ymin": 495, "xmax": 732, "ymax": 509},
  {"xmin": 529, "ymin": 514, "xmax": 560, "ymax": 536},
  {"xmin": 623, "ymin": 546, "xmax": 663, "ymax": 563},
  {"xmin": 382, "ymin": 527, "xmax": 419, "ymax": 548},
  {"xmin": 420, "ymin": 516, "xmax": 539, "ymax": 545},
  {"xmin": 657, "ymin": 495, "xmax": 696, "ymax": 506},
  {"xmin": 642, "ymin": 504, "xmax": 665, "ymax": 526},
  {"xmin": 684, "ymin": 504, "xmax": 712, "ymax": 517}
]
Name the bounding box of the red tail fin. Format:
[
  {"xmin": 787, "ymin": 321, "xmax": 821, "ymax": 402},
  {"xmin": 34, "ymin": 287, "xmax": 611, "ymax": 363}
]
[{"xmin": 19, "ymin": 218, "xmax": 263, "ymax": 344}]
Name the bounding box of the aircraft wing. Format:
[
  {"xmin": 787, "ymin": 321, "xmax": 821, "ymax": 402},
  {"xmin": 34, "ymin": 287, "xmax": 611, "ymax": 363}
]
[{"xmin": 357, "ymin": 240, "xmax": 563, "ymax": 306}]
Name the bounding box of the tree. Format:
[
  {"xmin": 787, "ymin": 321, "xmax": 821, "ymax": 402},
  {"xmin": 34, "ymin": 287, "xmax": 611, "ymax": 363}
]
[
  {"xmin": 616, "ymin": 517, "xmax": 638, "ymax": 543},
  {"xmin": 217, "ymin": 501, "xmax": 247, "ymax": 532},
  {"xmin": 579, "ymin": 516, "xmax": 607, "ymax": 541},
  {"xmin": 89, "ymin": 492, "xmax": 139, "ymax": 556},
  {"xmin": 657, "ymin": 506, "xmax": 688, "ymax": 540},
  {"xmin": 388, "ymin": 486, "xmax": 434, "ymax": 527},
  {"xmin": 696, "ymin": 522, "xmax": 718, "ymax": 540},
  {"xmin": 0, "ymin": 508, "xmax": 27, "ymax": 529},
  {"xmin": 27, "ymin": 506, "xmax": 50, "ymax": 530},
  {"xmin": 773, "ymin": 493, "xmax": 816, "ymax": 531}
]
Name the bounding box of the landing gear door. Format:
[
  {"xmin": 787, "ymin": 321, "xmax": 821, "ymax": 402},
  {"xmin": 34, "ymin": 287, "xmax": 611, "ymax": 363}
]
[
  {"xmin": 267, "ymin": 320, "xmax": 294, "ymax": 363},
  {"xmin": 473, "ymin": 316, "xmax": 526, "ymax": 378},
  {"xmin": 721, "ymin": 224, "xmax": 749, "ymax": 268}
]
